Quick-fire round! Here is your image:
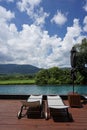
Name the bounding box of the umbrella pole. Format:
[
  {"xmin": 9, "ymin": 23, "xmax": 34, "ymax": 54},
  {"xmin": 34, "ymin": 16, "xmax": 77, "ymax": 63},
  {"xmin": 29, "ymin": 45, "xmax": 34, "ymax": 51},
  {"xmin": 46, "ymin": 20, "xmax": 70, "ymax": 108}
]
[{"xmin": 73, "ymin": 78, "xmax": 74, "ymax": 94}]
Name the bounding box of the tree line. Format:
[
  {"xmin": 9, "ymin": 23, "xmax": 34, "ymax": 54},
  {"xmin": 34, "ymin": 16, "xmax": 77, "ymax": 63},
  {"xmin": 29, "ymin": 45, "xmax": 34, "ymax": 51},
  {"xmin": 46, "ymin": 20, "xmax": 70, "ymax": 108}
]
[
  {"xmin": 35, "ymin": 67, "xmax": 83, "ymax": 85},
  {"xmin": 0, "ymin": 74, "xmax": 34, "ymax": 81}
]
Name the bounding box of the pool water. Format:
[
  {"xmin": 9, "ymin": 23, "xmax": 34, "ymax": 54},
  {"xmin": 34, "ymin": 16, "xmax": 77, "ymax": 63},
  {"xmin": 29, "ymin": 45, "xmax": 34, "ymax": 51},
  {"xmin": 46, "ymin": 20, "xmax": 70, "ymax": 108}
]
[{"xmin": 0, "ymin": 85, "xmax": 87, "ymax": 95}]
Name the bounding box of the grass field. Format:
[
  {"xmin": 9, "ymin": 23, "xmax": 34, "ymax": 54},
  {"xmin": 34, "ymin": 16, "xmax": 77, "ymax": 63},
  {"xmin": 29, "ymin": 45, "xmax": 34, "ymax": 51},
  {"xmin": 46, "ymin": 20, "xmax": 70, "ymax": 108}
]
[{"xmin": 0, "ymin": 79, "xmax": 35, "ymax": 85}]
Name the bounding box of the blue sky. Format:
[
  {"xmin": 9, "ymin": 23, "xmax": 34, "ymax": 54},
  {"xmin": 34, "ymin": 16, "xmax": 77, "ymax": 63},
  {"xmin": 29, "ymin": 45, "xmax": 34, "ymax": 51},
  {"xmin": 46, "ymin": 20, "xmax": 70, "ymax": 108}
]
[{"xmin": 0, "ymin": 0, "xmax": 87, "ymax": 68}]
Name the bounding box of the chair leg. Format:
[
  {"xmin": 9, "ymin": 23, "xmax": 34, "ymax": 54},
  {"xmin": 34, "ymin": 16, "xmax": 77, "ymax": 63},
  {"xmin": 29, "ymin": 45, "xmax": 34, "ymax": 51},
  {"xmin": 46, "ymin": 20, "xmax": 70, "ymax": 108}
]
[
  {"xmin": 44, "ymin": 108, "xmax": 50, "ymax": 120},
  {"xmin": 66, "ymin": 108, "xmax": 70, "ymax": 120},
  {"xmin": 17, "ymin": 105, "xmax": 24, "ymax": 119},
  {"xmin": 17, "ymin": 105, "xmax": 27, "ymax": 119},
  {"xmin": 44, "ymin": 100, "xmax": 50, "ymax": 120}
]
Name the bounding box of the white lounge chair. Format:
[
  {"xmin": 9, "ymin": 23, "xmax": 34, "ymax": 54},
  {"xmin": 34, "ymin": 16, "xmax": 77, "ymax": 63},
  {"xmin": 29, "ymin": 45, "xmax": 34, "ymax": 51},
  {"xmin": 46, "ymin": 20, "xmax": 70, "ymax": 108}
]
[
  {"xmin": 83, "ymin": 95, "xmax": 87, "ymax": 100},
  {"xmin": 17, "ymin": 95, "xmax": 43, "ymax": 119},
  {"xmin": 27, "ymin": 95, "xmax": 42, "ymax": 104},
  {"xmin": 82, "ymin": 95, "xmax": 87, "ymax": 103},
  {"xmin": 45, "ymin": 95, "xmax": 69, "ymax": 120}
]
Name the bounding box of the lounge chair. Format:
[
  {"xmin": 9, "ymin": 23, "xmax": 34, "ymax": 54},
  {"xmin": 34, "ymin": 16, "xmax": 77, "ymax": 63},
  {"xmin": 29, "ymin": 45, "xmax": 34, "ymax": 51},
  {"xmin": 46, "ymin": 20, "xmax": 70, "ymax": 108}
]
[
  {"xmin": 82, "ymin": 95, "xmax": 87, "ymax": 104},
  {"xmin": 45, "ymin": 95, "xmax": 70, "ymax": 120},
  {"xmin": 82, "ymin": 95, "xmax": 87, "ymax": 100},
  {"xmin": 17, "ymin": 95, "xmax": 43, "ymax": 119}
]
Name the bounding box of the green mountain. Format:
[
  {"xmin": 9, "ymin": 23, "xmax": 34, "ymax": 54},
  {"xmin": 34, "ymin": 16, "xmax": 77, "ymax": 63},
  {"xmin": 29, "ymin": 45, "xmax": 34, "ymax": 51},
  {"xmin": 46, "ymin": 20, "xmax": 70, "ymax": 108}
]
[{"xmin": 0, "ymin": 64, "xmax": 41, "ymax": 74}]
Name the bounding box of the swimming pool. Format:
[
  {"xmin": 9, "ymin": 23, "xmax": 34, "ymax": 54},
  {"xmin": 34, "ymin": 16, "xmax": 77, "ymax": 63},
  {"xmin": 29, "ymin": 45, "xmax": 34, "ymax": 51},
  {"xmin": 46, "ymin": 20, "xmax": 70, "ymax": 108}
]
[{"xmin": 0, "ymin": 85, "xmax": 87, "ymax": 95}]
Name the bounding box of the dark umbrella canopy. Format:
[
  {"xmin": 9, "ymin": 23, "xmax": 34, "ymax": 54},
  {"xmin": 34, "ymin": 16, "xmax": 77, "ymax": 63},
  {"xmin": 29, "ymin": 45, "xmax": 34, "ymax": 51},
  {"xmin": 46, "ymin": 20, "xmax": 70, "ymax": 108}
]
[{"xmin": 70, "ymin": 47, "xmax": 77, "ymax": 68}]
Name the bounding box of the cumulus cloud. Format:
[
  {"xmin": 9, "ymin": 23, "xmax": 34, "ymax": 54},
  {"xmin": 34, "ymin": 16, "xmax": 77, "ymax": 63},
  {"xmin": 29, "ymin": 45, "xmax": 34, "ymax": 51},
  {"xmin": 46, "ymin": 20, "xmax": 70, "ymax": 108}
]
[
  {"xmin": 51, "ymin": 11, "xmax": 67, "ymax": 26},
  {"xmin": 0, "ymin": 0, "xmax": 14, "ymax": 2},
  {"xmin": 0, "ymin": 6, "xmax": 15, "ymax": 23},
  {"xmin": 0, "ymin": 6, "xmax": 15, "ymax": 42},
  {"xmin": 0, "ymin": 6, "xmax": 16, "ymax": 56},
  {"xmin": 62, "ymin": 19, "xmax": 82, "ymax": 49},
  {"xmin": 0, "ymin": 5, "xmax": 84, "ymax": 68},
  {"xmin": 45, "ymin": 19, "xmax": 82, "ymax": 68},
  {"xmin": 14, "ymin": 18, "xmax": 82, "ymax": 68},
  {"xmin": 17, "ymin": 0, "xmax": 49, "ymax": 26},
  {"xmin": 7, "ymin": 0, "xmax": 14, "ymax": 2},
  {"xmin": 0, "ymin": 3, "xmax": 86, "ymax": 68},
  {"xmin": 0, "ymin": 6, "xmax": 16, "ymax": 63},
  {"xmin": 83, "ymin": 16, "xmax": 87, "ymax": 32},
  {"xmin": 83, "ymin": 0, "xmax": 87, "ymax": 12},
  {"xmin": 32, "ymin": 7, "xmax": 49, "ymax": 26},
  {"xmin": 17, "ymin": 0, "xmax": 41, "ymax": 12}
]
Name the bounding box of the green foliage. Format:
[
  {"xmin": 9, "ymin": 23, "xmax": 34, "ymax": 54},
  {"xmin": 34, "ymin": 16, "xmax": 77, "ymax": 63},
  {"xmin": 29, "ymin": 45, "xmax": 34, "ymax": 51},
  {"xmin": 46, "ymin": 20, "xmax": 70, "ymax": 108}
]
[
  {"xmin": 35, "ymin": 69, "xmax": 49, "ymax": 85},
  {"xmin": 75, "ymin": 72, "xmax": 84, "ymax": 84},
  {"xmin": 35, "ymin": 67, "xmax": 72, "ymax": 85},
  {"xmin": 75, "ymin": 38, "xmax": 87, "ymax": 67},
  {"xmin": 48, "ymin": 67, "xmax": 62, "ymax": 79},
  {"xmin": 48, "ymin": 78, "xmax": 57, "ymax": 84},
  {"xmin": 0, "ymin": 74, "xmax": 35, "ymax": 85},
  {"xmin": 74, "ymin": 38, "xmax": 87, "ymax": 84},
  {"xmin": 0, "ymin": 74, "xmax": 34, "ymax": 81},
  {"xmin": 35, "ymin": 62, "xmax": 85, "ymax": 85},
  {"xmin": 60, "ymin": 69, "xmax": 72, "ymax": 84}
]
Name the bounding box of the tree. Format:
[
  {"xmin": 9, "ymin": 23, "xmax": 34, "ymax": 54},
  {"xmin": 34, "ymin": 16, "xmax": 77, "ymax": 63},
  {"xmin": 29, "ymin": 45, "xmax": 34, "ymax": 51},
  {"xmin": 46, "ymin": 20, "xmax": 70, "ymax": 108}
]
[
  {"xmin": 35, "ymin": 69, "xmax": 49, "ymax": 85},
  {"xmin": 48, "ymin": 67, "xmax": 62, "ymax": 79},
  {"xmin": 35, "ymin": 67, "xmax": 72, "ymax": 85},
  {"xmin": 74, "ymin": 38, "xmax": 87, "ymax": 84},
  {"xmin": 48, "ymin": 67, "xmax": 63, "ymax": 84}
]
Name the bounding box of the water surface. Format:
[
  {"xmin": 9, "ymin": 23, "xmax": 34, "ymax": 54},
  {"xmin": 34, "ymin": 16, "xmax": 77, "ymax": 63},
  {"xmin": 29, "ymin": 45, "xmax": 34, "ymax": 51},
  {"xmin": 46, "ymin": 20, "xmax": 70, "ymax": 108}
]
[{"xmin": 0, "ymin": 85, "xmax": 87, "ymax": 95}]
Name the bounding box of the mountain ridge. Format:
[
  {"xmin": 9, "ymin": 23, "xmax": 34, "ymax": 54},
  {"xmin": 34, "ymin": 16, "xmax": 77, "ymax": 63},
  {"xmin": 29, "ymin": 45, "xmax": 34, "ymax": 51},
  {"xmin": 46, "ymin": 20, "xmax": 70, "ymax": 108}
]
[{"xmin": 0, "ymin": 64, "xmax": 41, "ymax": 74}]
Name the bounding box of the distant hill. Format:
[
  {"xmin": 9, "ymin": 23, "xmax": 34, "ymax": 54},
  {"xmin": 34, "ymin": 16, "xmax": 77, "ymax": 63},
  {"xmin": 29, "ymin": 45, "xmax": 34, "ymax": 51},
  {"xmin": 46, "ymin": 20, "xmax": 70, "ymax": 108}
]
[{"xmin": 0, "ymin": 64, "xmax": 41, "ymax": 74}]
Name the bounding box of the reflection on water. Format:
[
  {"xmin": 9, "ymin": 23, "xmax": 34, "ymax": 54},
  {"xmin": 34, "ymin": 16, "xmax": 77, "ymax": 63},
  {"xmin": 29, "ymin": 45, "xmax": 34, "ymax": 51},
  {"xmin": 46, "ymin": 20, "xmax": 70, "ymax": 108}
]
[{"xmin": 0, "ymin": 85, "xmax": 87, "ymax": 95}]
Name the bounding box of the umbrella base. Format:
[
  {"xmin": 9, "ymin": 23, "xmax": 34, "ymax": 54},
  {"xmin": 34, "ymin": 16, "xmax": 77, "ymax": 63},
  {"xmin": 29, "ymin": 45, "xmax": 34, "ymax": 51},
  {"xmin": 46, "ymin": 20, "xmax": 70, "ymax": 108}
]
[{"xmin": 68, "ymin": 92, "xmax": 81, "ymax": 107}]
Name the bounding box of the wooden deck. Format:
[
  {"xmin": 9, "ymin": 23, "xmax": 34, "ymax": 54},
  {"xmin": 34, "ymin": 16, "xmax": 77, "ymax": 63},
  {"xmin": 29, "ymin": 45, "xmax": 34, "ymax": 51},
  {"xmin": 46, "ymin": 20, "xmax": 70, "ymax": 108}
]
[{"xmin": 0, "ymin": 99, "xmax": 87, "ymax": 130}]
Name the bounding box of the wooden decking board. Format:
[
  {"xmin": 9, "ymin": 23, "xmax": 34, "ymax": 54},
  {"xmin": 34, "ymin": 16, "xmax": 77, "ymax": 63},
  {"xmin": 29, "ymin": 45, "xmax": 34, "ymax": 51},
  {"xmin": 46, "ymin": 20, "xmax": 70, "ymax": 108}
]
[{"xmin": 0, "ymin": 100, "xmax": 87, "ymax": 130}]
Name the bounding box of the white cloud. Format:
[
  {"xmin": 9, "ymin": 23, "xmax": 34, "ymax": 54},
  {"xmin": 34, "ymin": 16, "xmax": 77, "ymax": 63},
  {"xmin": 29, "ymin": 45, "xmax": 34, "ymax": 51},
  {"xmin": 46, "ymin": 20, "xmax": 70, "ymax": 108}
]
[
  {"xmin": 56, "ymin": 19, "xmax": 82, "ymax": 67},
  {"xmin": 33, "ymin": 7, "xmax": 49, "ymax": 26},
  {"xmin": 17, "ymin": 0, "xmax": 41, "ymax": 12},
  {"xmin": 0, "ymin": 0, "xmax": 14, "ymax": 2},
  {"xmin": 44, "ymin": 19, "xmax": 82, "ymax": 68},
  {"xmin": 9, "ymin": 0, "xmax": 14, "ymax": 1},
  {"xmin": 83, "ymin": 16, "xmax": 87, "ymax": 32},
  {"xmin": 51, "ymin": 11, "xmax": 67, "ymax": 26},
  {"xmin": 0, "ymin": 6, "xmax": 15, "ymax": 23},
  {"xmin": 0, "ymin": 6, "xmax": 16, "ymax": 63},
  {"xmin": 0, "ymin": 4, "xmax": 86, "ymax": 68},
  {"xmin": 0, "ymin": 6, "xmax": 15, "ymax": 43},
  {"xmin": 0, "ymin": 10, "xmax": 84, "ymax": 68},
  {"xmin": 17, "ymin": 0, "xmax": 41, "ymax": 17},
  {"xmin": 62, "ymin": 19, "xmax": 82, "ymax": 49},
  {"xmin": 83, "ymin": 0, "xmax": 87, "ymax": 12},
  {"xmin": 17, "ymin": 0, "xmax": 49, "ymax": 27}
]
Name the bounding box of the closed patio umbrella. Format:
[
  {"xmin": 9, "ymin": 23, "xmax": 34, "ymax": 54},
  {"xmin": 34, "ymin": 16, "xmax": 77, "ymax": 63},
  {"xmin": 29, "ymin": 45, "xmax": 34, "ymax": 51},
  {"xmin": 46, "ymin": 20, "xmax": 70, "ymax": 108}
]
[
  {"xmin": 69, "ymin": 47, "xmax": 81, "ymax": 108},
  {"xmin": 70, "ymin": 47, "xmax": 77, "ymax": 93},
  {"xmin": 70, "ymin": 47, "xmax": 77, "ymax": 68}
]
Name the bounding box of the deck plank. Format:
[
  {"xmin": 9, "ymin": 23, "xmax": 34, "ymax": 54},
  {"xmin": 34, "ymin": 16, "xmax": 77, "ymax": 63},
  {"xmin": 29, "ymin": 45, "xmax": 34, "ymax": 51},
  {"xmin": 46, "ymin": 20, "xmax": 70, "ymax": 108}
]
[{"xmin": 0, "ymin": 100, "xmax": 87, "ymax": 130}]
